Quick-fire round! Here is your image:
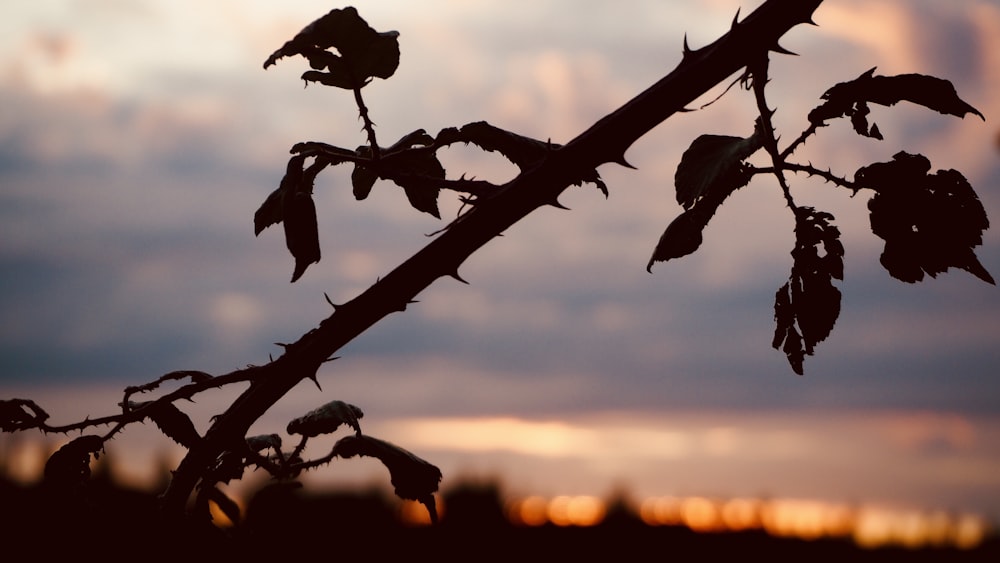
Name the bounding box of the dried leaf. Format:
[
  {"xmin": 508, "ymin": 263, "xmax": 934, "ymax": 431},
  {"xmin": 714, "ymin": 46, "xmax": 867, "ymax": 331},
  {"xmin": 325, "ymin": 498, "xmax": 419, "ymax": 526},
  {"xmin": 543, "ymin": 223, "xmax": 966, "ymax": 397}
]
[
  {"xmin": 287, "ymin": 400, "xmax": 364, "ymax": 437},
  {"xmin": 264, "ymin": 7, "xmax": 400, "ymax": 90},
  {"xmin": 332, "ymin": 434, "xmax": 442, "ymax": 522}
]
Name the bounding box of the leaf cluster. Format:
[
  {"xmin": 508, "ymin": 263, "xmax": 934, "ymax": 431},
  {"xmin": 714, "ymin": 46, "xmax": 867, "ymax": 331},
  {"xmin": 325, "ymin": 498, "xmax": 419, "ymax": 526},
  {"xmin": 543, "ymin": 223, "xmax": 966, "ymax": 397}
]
[{"xmin": 648, "ymin": 65, "xmax": 991, "ymax": 373}]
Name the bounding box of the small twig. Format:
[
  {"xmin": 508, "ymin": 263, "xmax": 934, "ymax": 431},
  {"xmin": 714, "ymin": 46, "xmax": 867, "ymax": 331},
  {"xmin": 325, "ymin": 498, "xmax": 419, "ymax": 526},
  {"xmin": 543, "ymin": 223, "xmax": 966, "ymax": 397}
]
[
  {"xmin": 353, "ymin": 86, "xmax": 380, "ymax": 161},
  {"xmin": 780, "ymin": 122, "xmax": 822, "ymax": 160},
  {"xmin": 749, "ymin": 162, "xmax": 860, "ymax": 193}
]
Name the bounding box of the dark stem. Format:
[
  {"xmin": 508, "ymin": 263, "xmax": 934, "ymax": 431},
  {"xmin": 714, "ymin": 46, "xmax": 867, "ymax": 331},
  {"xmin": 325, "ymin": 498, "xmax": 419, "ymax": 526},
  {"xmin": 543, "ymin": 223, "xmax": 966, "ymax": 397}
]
[{"xmin": 354, "ymin": 86, "xmax": 380, "ymax": 161}]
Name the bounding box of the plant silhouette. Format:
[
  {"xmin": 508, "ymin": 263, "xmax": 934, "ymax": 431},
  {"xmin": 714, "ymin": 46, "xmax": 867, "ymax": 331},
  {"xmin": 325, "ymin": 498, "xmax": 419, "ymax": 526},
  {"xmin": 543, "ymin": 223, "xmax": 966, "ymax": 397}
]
[{"xmin": 1, "ymin": 0, "xmax": 992, "ymax": 532}]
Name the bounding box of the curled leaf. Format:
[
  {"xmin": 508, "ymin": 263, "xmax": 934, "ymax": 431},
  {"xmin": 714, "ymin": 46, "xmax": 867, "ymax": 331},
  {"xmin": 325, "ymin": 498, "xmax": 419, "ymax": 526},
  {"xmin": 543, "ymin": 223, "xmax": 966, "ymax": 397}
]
[
  {"xmin": 332, "ymin": 434, "xmax": 442, "ymax": 522},
  {"xmin": 246, "ymin": 433, "xmax": 283, "ymax": 453},
  {"xmin": 287, "ymin": 400, "xmax": 364, "ymax": 437},
  {"xmin": 264, "ymin": 7, "xmax": 400, "ymax": 90},
  {"xmin": 1, "ymin": 398, "xmax": 48, "ymax": 431},
  {"xmin": 856, "ymin": 152, "xmax": 994, "ymax": 284}
]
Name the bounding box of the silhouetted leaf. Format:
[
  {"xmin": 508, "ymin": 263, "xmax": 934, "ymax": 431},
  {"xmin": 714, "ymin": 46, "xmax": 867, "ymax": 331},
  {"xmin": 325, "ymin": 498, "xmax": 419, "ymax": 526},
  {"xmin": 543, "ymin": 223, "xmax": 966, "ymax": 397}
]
[
  {"xmin": 44, "ymin": 435, "xmax": 104, "ymax": 487},
  {"xmin": 332, "ymin": 434, "xmax": 442, "ymax": 523},
  {"xmin": 246, "ymin": 433, "xmax": 282, "ymax": 453},
  {"xmin": 254, "ymin": 187, "xmax": 285, "ymax": 236},
  {"xmin": 648, "ymin": 129, "xmax": 759, "ymax": 271},
  {"xmin": 856, "ymin": 152, "xmax": 994, "ymax": 284},
  {"xmin": 646, "ymin": 210, "xmax": 704, "ymax": 270},
  {"xmin": 148, "ymin": 404, "xmax": 201, "ymax": 448},
  {"xmin": 674, "ymin": 132, "xmax": 762, "ymax": 210},
  {"xmin": 352, "ymin": 164, "xmax": 378, "ymax": 200},
  {"xmin": 378, "ymin": 131, "xmax": 446, "ymax": 217},
  {"xmin": 809, "ymin": 68, "xmax": 984, "ymax": 134},
  {"xmin": 0, "ymin": 398, "xmax": 47, "ymax": 431},
  {"xmin": 437, "ymin": 121, "xmax": 550, "ymax": 171},
  {"xmin": 772, "ymin": 208, "xmax": 844, "ymax": 374},
  {"xmin": 287, "ymin": 400, "xmax": 364, "ymax": 437},
  {"xmin": 264, "ymin": 7, "xmax": 400, "ymax": 90},
  {"xmin": 277, "ymin": 154, "xmax": 321, "ymax": 282}
]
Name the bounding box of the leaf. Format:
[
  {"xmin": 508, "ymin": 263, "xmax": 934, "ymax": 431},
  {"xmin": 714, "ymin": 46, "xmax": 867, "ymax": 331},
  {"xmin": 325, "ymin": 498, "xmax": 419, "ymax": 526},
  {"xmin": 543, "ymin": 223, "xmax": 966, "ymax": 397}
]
[
  {"xmin": 856, "ymin": 152, "xmax": 994, "ymax": 284},
  {"xmin": 378, "ymin": 131, "xmax": 447, "ymax": 218},
  {"xmin": 437, "ymin": 121, "xmax": 550, "ymax": 171},
  {"xmin": 279, "ymin": 155, "xmax": 322, "ymax": 283},
  {"xmin": 264, "ymin": 7, "xmax": 400, "ymax": 90},
  {"xmin": 0, "ymin": 398, "xmax": 47, "ymax": 431},
  {"xmin": 809, "ymin": 68, "xmax": 984, "ymax": 132},
  {"xmin": 332, "ymin": 434, "xmax": 442, "ymax": 523},
  {"xmin": 772, "ymin": 208, "xmax": 844, "ymax": 374},
  {"xmin": 351, "ymin": 164, "xmax": 378, "ymax": 200},
  {"xmin": 434, "ymin": 121, "xmax": 608, "ymax": 197},
  {"xmin": 646, "ymin": 210, "xmax": 704, "ymax": 270},
  {"xmin": 246, "ymin": 433, "xmax": 282, "ymax": 453},
  {"xmin": 43, "ymin": 435, "xmax": 105, "ymax": 487},
  {"xmin": 287, "ymin": 400, "xmax": 364, "ymax": 437},
  {"xmin": 674, "ymin": 132, "xmax": 762, "ymax": 210},
  {"xmin": 647, "ymin": 129, "xmax": 759, "ymax": 272},
  {"xmin": 147, "ymin": 403, "xmax": 201, "ymax": 448},
  {"xmin": 254, "ymin": 187, "xmax": 285, "ymax": 236}
]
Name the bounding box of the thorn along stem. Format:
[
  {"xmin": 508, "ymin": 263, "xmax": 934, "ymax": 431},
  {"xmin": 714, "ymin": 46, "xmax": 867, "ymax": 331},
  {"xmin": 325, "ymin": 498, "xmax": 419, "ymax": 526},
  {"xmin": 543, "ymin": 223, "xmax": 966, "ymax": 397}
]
[{"xmin": 353, "ymin": 86, "xmax": 380, "ymax": 161}]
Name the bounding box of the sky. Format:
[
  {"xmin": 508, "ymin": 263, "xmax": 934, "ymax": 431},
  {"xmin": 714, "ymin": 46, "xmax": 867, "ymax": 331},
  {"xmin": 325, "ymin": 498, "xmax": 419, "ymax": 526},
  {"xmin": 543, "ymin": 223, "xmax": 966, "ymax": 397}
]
[{"xmin": 1, "ymin": 0, "xmax": 999, "ymax": 531}]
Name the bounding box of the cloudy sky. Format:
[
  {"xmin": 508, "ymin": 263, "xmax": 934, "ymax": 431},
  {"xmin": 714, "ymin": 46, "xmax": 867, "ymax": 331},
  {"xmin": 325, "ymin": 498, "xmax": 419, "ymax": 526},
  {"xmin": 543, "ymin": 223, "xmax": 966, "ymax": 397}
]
[{"xmin": 2, "ymin": 0, "xmax": 999, "ymax": 526}]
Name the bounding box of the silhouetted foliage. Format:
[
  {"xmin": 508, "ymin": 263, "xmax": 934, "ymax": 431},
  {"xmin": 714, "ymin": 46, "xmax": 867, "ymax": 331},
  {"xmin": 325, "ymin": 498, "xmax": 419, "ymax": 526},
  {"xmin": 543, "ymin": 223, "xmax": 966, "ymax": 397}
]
[{"xmin": 1, "ymin": 0, "xmax": 993, "ymax": 535}]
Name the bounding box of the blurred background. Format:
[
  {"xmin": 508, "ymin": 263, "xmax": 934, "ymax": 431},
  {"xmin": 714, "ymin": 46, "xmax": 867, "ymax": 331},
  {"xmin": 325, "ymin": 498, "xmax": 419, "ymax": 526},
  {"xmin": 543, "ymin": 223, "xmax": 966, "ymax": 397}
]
[{"xmin": 1, "ymin": 0, "xmax": 998, "ymax": 550}]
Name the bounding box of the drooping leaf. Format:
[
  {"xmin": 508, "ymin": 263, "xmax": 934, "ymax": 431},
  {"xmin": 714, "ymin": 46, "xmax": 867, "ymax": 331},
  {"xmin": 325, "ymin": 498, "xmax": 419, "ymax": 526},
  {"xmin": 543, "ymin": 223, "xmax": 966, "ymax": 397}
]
[
  {"xmin": 264, "ymin": 7, "xmax": 400, "ymax": 90},
  {"xmin": 287, "ymin": 400, "xmax": 364, "ymax": 438},
  {"xmin": 856, "ymin": 152, "xmax": 994, "ymax": 284},
  {"xmin": 772, "ymin": 208, "xmax": 844, "ymax": 374},
  {"xmin": 646, "ymin": 209, "xmax": 705, "ymax": 270},
  {"xmin": 647, "ymin": 129, "xmax": 759, "ymax": 271},
  {"xmin": 674, "ymin": 131, "xmax": 762, "ymax": 210},
  {"xmin": 378, "ymin": 131, "xmax": 447, "ymax": 217},
  {"xmin": 279, "ymin": 154, "xmax": 321, "ymax": 282},
  {"xmin": 43, "ymin": 435, "xmax": 105, "ymax": 487},
  {"xmin": 254, "ymin": 187, "xmax": 285, "ymax": 236},
  {"xmin": 332, "ymin": 434, "xmax": 442, "ymax": 523},
  {"xmin": 352, "ymin": 164, "xmax": 378, "ymax": 200},
  {"xmin": 809, "ymin": 68, "xmax": 984, "ymax": 133}
]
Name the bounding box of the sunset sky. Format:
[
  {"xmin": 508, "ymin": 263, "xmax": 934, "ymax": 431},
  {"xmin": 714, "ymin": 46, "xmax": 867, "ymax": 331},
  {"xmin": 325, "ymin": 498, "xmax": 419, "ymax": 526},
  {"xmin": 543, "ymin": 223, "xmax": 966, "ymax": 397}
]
[{"xmin": 2, "ymin": 0, "xmax": 999, "ymax": 531}]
